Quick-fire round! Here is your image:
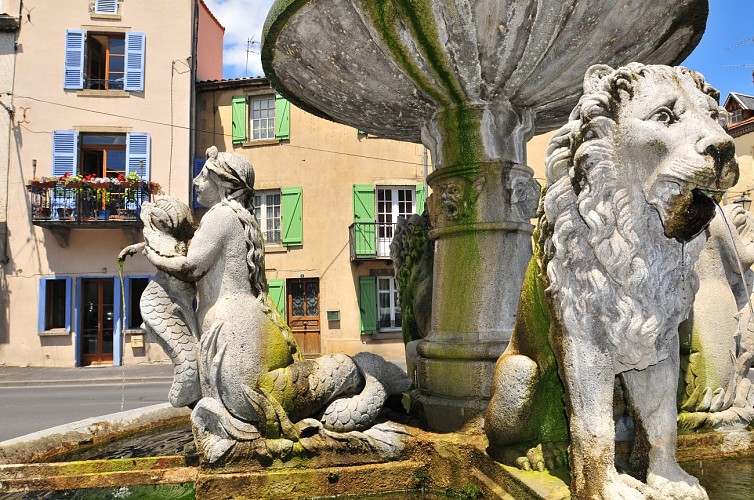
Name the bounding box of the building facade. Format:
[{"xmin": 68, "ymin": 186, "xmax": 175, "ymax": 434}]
[
  {"xmin": 195, "ymin": 77, "xmax": 429, "ymax": 362},
  {"xmin": 0, "ymin": 0, "xmax": 223, "ymax": 367},
  {"xmin": 724, "ymin": 92, "xmax": 754, "ymax": 205}
]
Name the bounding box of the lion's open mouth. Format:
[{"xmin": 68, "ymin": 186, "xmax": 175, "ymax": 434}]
[{"xmin": 662, "ymin": 187, "xmax": 718, "ymax": 242}]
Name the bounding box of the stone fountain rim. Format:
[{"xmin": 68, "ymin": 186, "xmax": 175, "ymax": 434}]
[{"xmin": 262, "ymin": 0, "xmax": 708, "ymax": 139}]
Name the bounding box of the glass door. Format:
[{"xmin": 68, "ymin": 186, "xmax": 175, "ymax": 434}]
[
  {"xmin": 377, "ymin": 187, "xmax": 414, "ymax": 256},
  {"xmin": 80, "ymin": 278, "xmax": 114, "ymax": 365}
]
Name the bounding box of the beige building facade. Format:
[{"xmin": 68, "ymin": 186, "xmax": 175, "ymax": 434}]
[{"xmin": 0, "ymin": 0, "xmax": 222, "ymax": 367}]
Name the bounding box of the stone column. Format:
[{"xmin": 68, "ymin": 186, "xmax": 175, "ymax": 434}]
[{"xmin": 409, "ymin": 102, "xmax": 541, "ymax": 431}]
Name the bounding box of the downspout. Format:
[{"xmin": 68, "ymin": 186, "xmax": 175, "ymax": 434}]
[
  {"xmin": 1, "ymin": 0, "xmax": 23, "ymax": 265},
  {"xmin": 189, "ymin": 0, "xmax": 199, "ymax": 199}
]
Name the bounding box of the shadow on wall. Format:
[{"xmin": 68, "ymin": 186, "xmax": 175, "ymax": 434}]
[{"xmin": 0, "ymin": 261, "xmax": 8, "ymax": 345}]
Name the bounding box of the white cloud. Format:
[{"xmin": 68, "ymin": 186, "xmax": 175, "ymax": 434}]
[{"xmin": 203, "ymin": 0, "xmax": 275, "ymax": 78}]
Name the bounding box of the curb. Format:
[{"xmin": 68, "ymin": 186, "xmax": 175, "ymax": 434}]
[{"xmin": 0, "ymin": 376, "xmax": 174, "ymax": 388}]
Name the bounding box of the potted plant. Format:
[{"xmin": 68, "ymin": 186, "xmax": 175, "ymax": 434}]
[
  {"xmin": 147, "ymin": 180, "xmax": 162, "ymax": 195},
  {"xmin": 25, "ymin": 176, "xmax": 59, "ymax": 190},
  {"xmin": 86, "ymin": 176, "xmax": 113, "ymax": 190},
  {"xmin": 117, "ymin": 172, "xmax": 142, "ymax": 189},
  {"xmin": 62, "ymin": 173, "xmax": 84, "ymax": 189}
]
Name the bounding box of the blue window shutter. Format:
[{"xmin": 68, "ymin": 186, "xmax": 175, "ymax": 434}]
[
  {"xmin": 124, "ymin": 32, "xmax": 145, "ymax": 91},
  {"xmin": 268, "ymin": 279, "xmax": 286, "ymax": 317},
  {"xmin": 281, "ymin": 186, "xmax": 303, "ymax": 246},
  {"xmin": 64, "ymin": 277, "xmax": 72, "ymax": 333},
  {"xmin": 275, "ymin": 94, "xmax": 290, "ymax": 140},
  {"xmin": 52, "ymin": 130, "xmax": 78, "ymax": 177},
  {"xmin": 37, "ymin": 279, "xmax": 47, "ymax": 333},
  {"xmin": 75, "ymin": 277, "xmax": 82, "ymax": 366},
  {"xmin": 64, "ymin": 30, "xmax": 86, "ymax": 90},
  {"xmin": 126, "ymin": 132, "xmax": 150, "ymax": 179},
  {"xmin": 193, "ymin": 157, "xmax": 205, "ymax": 208},
  {"xmin": 95, "ymin": 0, "xmax": 118, "ymax": 14},
  {"xmin": 113, "ymin": 276, "xmax": 122, "ymax": 366}
]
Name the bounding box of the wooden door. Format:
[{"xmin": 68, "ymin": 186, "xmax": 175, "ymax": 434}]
[
  {"xmin": 80, "ymin": 278, "xmax": 114, "ymax": 365},
  {"xmin": 287, "ymin": 278, "xmax": 321, "ymax": 358}
]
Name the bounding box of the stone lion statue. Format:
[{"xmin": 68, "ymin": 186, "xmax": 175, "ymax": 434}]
[{"xmin": 485, "ymin": 63, "xmax": 738, "ymax": 499}]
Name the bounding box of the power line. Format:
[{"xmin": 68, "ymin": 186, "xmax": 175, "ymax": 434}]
[{"xmin": 13, "ymin": 94, "xmax": 425, "ymax": 167}]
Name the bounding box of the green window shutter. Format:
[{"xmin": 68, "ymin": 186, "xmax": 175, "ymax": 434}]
[
  {"xmin": 352, "ymin": 184, "xmax": 376, "ymax": 257},
  {"xmin": 275, "ymin": 94, "xmax": 290, "ymax": 140},
  {"xmin": 268, "ymin": 279, "xmax": 286, "ymax": 317},
  {"xmin": 358, "ymin": 276, "xmax": 377, "ymax": 334},
  {"xmin": 281, "ymin": 186, "xmax": 303, "ymax": 246},
  {"xmin": 416, "ymin": 183, "xmax": 426, "ymax": 214},
  {"xmin": 231, "ymin": 95, "xmax": 247, "ymax": 144}
]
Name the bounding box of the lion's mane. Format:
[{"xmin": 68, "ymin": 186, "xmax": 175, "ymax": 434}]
[{"xmin": 541, "ymin": 63, "xmax": 717, "ymax": 372}]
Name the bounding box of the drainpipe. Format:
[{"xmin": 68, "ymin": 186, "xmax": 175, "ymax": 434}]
[{"xmin": 189, "ymin": 0, "xmax": 199, "ymax": 199}]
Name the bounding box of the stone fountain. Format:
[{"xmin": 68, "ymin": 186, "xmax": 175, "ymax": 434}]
[{"xmin": 262, "ymin": 0, "xmax": 708, "ymax": 431}]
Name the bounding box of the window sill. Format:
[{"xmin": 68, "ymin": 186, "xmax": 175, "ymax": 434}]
[
  {"xmin": 38, "ymin": 329, "xmax": 70, "ymax": 337},
  {"xmin": 264, "ymin": 244, "xmax": 288, "ymax": 254},
  {"xmin": 238, "ymin": 139, "xmax": 279, "ymax": 148},
  {"xmin": 77, "ymin": 89, "xmax": 130, "ymax": 97},
  {"xmin": 124, "ymin": 329, "xmax": 144, "ymax": 334},
  {"xmin": 90, "ymin": 13, "xmax": 122, "ymax": 21}
]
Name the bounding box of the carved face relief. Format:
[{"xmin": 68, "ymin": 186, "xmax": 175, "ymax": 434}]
[
  {"xmin": 511, "ymin": 176, "xmax": 541, "ymax": 221},
  {"xmin": 436, "ymin": 176, "xmax": 486, "ymax": 222},
  {"xmin": 614, "ymin": 68, "xmax": 738, "ymax": 242}
]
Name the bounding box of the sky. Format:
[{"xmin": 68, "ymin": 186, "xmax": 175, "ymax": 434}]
[{"xmin": 207, "ymin": 0, "xmax": 754, "ymax": 100}]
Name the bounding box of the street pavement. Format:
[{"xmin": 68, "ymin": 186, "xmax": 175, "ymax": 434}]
[{"xmin": 0, "ymin": 364, "xmax": 175, "ymax": 441}]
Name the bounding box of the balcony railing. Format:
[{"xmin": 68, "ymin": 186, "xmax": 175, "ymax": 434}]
[
  {"xmin": 28, "ymin": 182, "xmax": 150, "ymax": 225},
  {"xmin": 348, "ymin": 221, "xmax": 397, "ymax": 261}
]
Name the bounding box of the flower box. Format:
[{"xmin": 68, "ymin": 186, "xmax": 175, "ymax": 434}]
[
  {"xmin": 64, "ymin": 181, "xmax": 83, "ymax": 189},
  {"xmin": 29, "ymin": 181, "xmax": 58, "ymax": 190},
  {"xmin": 121, "ymin": 181, "xmax": 142, "ymax": 190}
]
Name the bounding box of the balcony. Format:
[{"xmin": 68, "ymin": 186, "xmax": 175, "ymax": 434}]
[
  {"xmin": 348, "ymin": 222, "xmax": 396, "ymax": 261},
  {"xmin": 28, "ymin": 182, "xmax": 152, "ymax": 247}
]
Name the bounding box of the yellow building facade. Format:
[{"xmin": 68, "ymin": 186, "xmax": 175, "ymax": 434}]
[{"xmin": 0, "ymin": 0, "xmax": 222, "ymax": 367}]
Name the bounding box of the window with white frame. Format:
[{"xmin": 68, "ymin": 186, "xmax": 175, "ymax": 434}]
[
  {"xmin": 377, "ymin": 276, "xmax": 401, "ymax": 330},
  {"xmin": 255, "ymin": 190, "xmax": 282, "ymax": 243},
  {"xmin": 731, "ymin": 108, "xmax": 743, "ymax": 124},
  {"xmin": 250, "ymin": 95, "xmax": 276, "ymax": 140},
  {"xmin": 376, "ymin": 187, "xmax": 415, "ymax": 256}
]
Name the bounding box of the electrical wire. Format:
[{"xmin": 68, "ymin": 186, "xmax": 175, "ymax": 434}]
[{"xmin": 13, "ymin": 94, "xmax": 426, "ymax": 166}]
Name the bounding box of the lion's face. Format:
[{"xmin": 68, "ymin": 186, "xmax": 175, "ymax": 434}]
[{"xmin": 612, "ymin": 68, "xmax": 738, "ymax": 242}]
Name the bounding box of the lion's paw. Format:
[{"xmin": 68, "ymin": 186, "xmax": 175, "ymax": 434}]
[
  {"xmin": 502, "ymin": 442, "xmax": 568, "ymax": 472},
  {"xmin": 647, "ymin": 467, "xmax": 707, "ymax": 500}
]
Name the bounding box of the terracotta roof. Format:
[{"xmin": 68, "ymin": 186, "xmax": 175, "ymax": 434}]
[
  {"xmin": 196, "ymin": 76, "xmax": 271, "ymax": 90},
  {"xmin": 199, "ymin": 0, "xmax": 225, "ymax": 33}
]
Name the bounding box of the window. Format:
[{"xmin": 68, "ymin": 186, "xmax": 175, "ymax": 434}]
[
  {"xmin": 377, "ymin": 187, "xmax": 415, "ymax": 256},
  {"xmin": 250, "ymin": 96, "xmax": 276, "ymax": 140},
  {"xmin": 38, "ymin": 277, "xmax": 72, "ymax": 333},
  {"xmin": 85, "ymin": 34, "xmax": 124, "ymax": 90},
  {"xmin": 65, "ymin": 30, "xmax": 144, "ymax": 91},
  {"xmin": 231, "ymin": 94, "xmax": 290, "ymax": 144},
  {"xmin": 52, "ymin": 131, "xmax": 150, "ymax": 179},
  {"xmin": 124, "ymin": 277, "xmax": 149, "ymax": 329},
  {"xmin": 731, "ymin": 108, "xmax": 743, "ymax": 124},
  {"xmin": 377, "ymin": 276, "xmax": 401, "ymax": 330},
  {"xmin": 255, "ymin": 190, "xmax": 282, "ymax": 243},
  {"xmin": 81, "ymin": 134, "xmax": 126, "ymax": 178},
  {"xmin": 94, "ymin": 0, "xmax": 119, "ymax": 14},
  {"xmin": 351, "ymin": 184, "xmax": 425, "ymax": 259},
  {"xmin": 252, "ymin": 186, "xmax": 303, "ymax": 246}
]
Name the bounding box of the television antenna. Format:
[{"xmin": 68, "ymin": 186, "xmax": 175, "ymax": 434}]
[{"xmin": 245, "ymin": 38, "xmax": 261, "ymax": 77}]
